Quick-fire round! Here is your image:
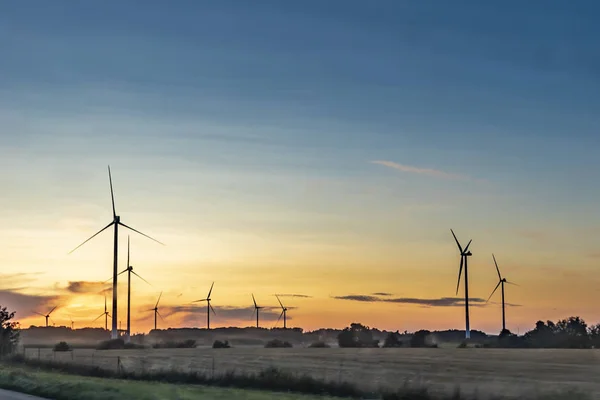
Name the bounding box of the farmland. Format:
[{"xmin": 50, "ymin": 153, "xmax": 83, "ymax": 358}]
[{"xmin": 23, "ymin": 347, "xmax": 600, "ymax": 398}]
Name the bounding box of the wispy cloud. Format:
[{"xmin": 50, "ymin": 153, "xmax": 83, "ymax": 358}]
[
  {"xmin": 154, "ymin": 305, "xmax": 288, "ymax": 326},
  {"xmin": 0, "ymin": 289, "xmax": 62, "ymax": 320},
  {"xmin": 372, "ymin": 292, "xmax": 393, "ymax": 296},
  {"xmin": 372, "ymin": 160, "xmax": 469, "ymax": 181},
  {"xmin": 275, "ymin": 294, "xmax": 312, "ymax": 298},
  {"xmin": 65, "ymin": 281, "xmax": 111, "ymax": 295},
  {"xmin": 333, "ymin": 294, "xmax": 487, "ymax": 307}
]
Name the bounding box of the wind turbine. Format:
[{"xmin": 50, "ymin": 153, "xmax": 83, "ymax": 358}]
[
  {"xmin": 69, "ymin": 166, "xmax": 164, "ymax": 339},
  {"xmin": 487, "ymin": 254, "xmax": 518, "ymax": 333},
  {"xmin": 93, "ymin": 297, "xmax": 111, "ymax": 331},
  {"xmin": 251, "ymin": 294, "xmax": 263, "ymax": 328},
  {"xmin": 115, "ymin": 236, "xmax": 153, "ymax": 341},
  {"xmin": 275, "ymin": 295, "xmax": 288, "ymax": 329},
  {"xmin": 33, "ymin": 306, "xmax": 57, "ymax": 327},
  {"xmin": 69, "ymin": 315, "xmax": 75, "ymax": 330},
  {"xmin": 148, "ymin": 292, "xmax": 164, "ymax": 330},
  {"xmin": 451, "ymin": 229, "xmax": 473, "ymax": 339},
  {"xmin": 193, "ymin": 283, "xmax": 216, "ymax": 329}
]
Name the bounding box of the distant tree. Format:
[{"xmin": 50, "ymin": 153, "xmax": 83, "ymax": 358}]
[
  {"xmin": 337, "ymin": 323, "xmax": 379, "ymax": 348},
  {"xmin": 53, "ymin": 341, "xmax": 71, "ymax": 352},
  {"xmin": 212, "ymin": 340, "xmax": 231, "ymax": 349},
  {"xmin": 0, "ymin": 307, "xmax": 20, "ymax": 356},
  {"xmin": 410, "ymin": 330, "xmax": 431, "ymax": 348},
  {"xmin": 588, "ymin": 324, "xmax": 600, "ymax": 348},
  {"xmin": 525, "ymin": 317, "xmax": 591, "ymax": 348},
  {"xmin": 382, "ymin": 331, "xmax": 403, "ymax": 348}
]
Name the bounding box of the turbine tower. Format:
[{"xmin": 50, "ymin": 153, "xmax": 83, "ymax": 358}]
[
  {"xmin": 275, "ymin": 295, "xmax": 288, "ymax": 329},
  {"xmin": 33, "ymin": 306, "xmax": 57, "ymax": 327},
  {"xmin": 487, "ymin": 254, "xmax": 518, "ymax": 333},
  {"xmin": 148, "ymin": 292, "xmax": 164, "ymax": 330},
  {"xmin": 193, "ymin": 282, "xmax": 216, "ymax": 329},
  {"xmin": 116, "ymin": 236, "xmax": 152, "ymax": 341},
  {"xmin": 251, "ymin": 294, "xmax": 263, "ymax": 328},
  {"xmin": 451, "ymin": 229, "xmax": 473, "ymax": 339},
  {"xmin": 69, "ymin": 166, "xmax": 164, "ymax": 339},
  {"xmin": 93, "ymin": 296, "xmax": 111, "ymax": 330}
]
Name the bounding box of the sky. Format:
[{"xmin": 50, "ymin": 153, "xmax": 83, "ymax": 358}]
[{"xmin": 1, "ymin": 1, "xmax": 599, "ymax": 335}]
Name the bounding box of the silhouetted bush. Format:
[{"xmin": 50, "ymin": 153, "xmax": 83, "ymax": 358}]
[
  {"xmin": 265, "ymin": 339, "xmax": 292, "ymax": 348},
  {"xmin": 53, "ymin": 342, "xmax": 71, "ymax": 352},
  {"xmin": 382, "ymin": 332, "xmax": 403, "ymax": 348},
  {"xmin": 308, "ymin": 341, "xmax": 330, "ymax": 348},
  {"xmin": 337, "ymin": 323, "xmax": 379, "ymax": 348},
  {"xmin": 457, "ymin": 341, "xmax": 468, "ymax": 349},
  {"xmin": 0, "ymin": 307, "xmax": 19, "ymax": 356},
  {"xmin": 525, "ymin": 317, "xmax": 591, "ymax": 348},
  {"xmin": 152, "ymin": 339, "xmax": 196, "ymax": 349},
  {"xmin": 212, "ymin": 340, "xmax": 231, "ymax": 349}
]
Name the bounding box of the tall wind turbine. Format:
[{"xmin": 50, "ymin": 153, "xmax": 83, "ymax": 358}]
[
  {"xmin": 93, "ymin": 297, "xmax": 111, "ymax": 331},
  {"xmin": 487, "ymin": 254, "xmax": 518, "ymax": 333},
  {"xmin": 193, "ymin": 282, "xmax": 216, "ymax": 329},
  {"xmin": 116, "ymin": 236, "xmax": 153, "ymax": 341},
  {"xmin": 33, "ymin": 306, "xmax": 57, "ymax": 327},
  {"xmin": 148, "ymin": 292, "xmax": 164, "ymax": 330},
  {"xmin": 451, "ymin": 229, "xmax": 473, "ymax": 339},
  {"xmin": 275, "ymin": 295, "xmax": 288, "ymax": 329},
  {"xmin": 69, "ymin": 166, "xmax": 164, "ymax": 339},
  {"xmin": 251, "ymin": 294, "xmax": 263, "ymax": 328}
]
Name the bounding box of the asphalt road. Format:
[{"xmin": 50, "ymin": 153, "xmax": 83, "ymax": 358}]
[{"xmin": 0, "ymin": 390, "xmax": 47, "ymax": 400}]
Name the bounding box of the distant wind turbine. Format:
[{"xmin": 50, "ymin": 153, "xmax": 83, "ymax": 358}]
[
  {"xmin": 33, "ymin": 306, "xmax": 57, "ymax": 327},
  {"xmin": 451, "ymin": 229, "xmax": 473, "ymax": 339},
  {"xmin": 193, "ymin": 283, "xmax": 216, "ymax": 329},
  {"xmin": 275, "ymin": 295, "xmax": 288, "ymax": 329},
  {"xmin": 148, "ymin": 292, "xmax": 164, "ymax": 330},
  {"xmin": 69, "ymin": 166, "xmax": 164, "ymax": 339},
  {"xmin": 251, "ymin": 294, "xmax": 263, "ymax": 328},
  {"xmin": 93, "ymin": 297, "xmax": 111, "ymax": 331},
  {"xmin": 116, "ymin": 236, "xmax": 153, "ymax": 341},
  {"xmin": 487, "ymin": 254, "xmax": 518, "ymax": 333}
]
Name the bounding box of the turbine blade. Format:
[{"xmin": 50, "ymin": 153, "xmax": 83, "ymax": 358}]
[
  {"xmin": 132, "ymin": 271, "xmax": 153, "ymax": 287},
  {"xmin": 92, "ymin": 313, "xmax": 104, "ymax": 322},
  {"xmin": 32, "ymin": 311, "xmax": 45, "ymax": 317},
  {"xmin": 49, "ymin": 317, "xmax": 55, "ymax": 326},
  {"xmin": 117, "ymin": 269, "xmax": 128, "ymax": 277},
  {"xmin": 275, "ymin": 310, "xmax": 284, "ymax": 327},
  {"xmin": 506, "ymin": 281, "xmax": 519, "ymax": 286},
  {"xmin": 463, "ymin": 239, "xmax": 472, "ymax": 253},
  {"xmin": 119, "ymin": 222, "xmax": 164, "ymax": 246},
  {"xmin": 486, "ymin": 281, "xmax": 502, "ymax": 303},
  {"xmin": 456, "ymin": 257, "xmax": 464, "ymax": 295},
  {"xmin": 157, "ymin": 310, "xmax": 165, "ymax": 322},
  {"xmin": 207, "ymin": 282, "xmax": 214, "ymax": 299},
  {"xmin": 155, "ymin": 291, "xmax": 163, "ymax": 308},
  {"xmin": 108, "ymin": 165, "xmax": 116, "ymax": 219},
  {"xmin": 251, "ymin": 308, "xmax": 256, "ymax": 319},
  {"xmin": 276, "ymin": 294, "xmax": 284, "ymax": 309},
  {"xmin": 209, "ymin": 302, "xmax": 217, "ymax": 315},
  {"xmin": 47, "ymin": 306, "xmax": 57, "ymax": 315},
  {"xmin": 127, "ymin": 235, "xmax": 130, "ymax": 268},
  {"xmin": 68, "ymin": 222, "xmax": 114, "ymax": 254},
  {"xmin": 492, "ymin": 254, "xmax": 502, "ymax": 280},
  {"xmin": 252, "ymin": 294, "xmax": 257, "ymax": 308},
  {"xmin": 450, "ymin": 229, "xmax": 463, "ymax": 253}
]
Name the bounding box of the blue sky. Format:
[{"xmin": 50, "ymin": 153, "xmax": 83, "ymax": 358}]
[{"xmin": 1, "ymin": 1, "xmax": 599, "ymax": 331}]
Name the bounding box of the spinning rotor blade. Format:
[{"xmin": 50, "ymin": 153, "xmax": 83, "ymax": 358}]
[
  {"xmin": 456, "ymin": 257, "xmax": 463, "ymax": 295},
  {"xmin": 486, "ymin": 281, "xmax": 502, "ymax": 303},
  {"xmin": 119, "ymin": 222, "xmax": 164, "ymax": 246},
  {"xmin": 69, "ymin": 222, "xmax": 114, "ymax": 254},
  {"xmin": 492, "ymin": 254, "xmax": 502, "ymax": 280}
]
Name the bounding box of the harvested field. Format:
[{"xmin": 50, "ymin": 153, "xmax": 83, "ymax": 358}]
[{"xmin": 23, "ymin": 347, "xmax": 600, "ymax": 398}]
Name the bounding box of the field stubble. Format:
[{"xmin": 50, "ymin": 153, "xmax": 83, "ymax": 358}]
[{"xmin": 24, "ymin": 347, "xmax": 600, "ymax": 398}]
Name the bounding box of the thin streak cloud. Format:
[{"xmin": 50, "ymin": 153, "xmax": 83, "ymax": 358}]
[
  {"xmin": 333, "ymin": 294, "xmax": 487, "ymax": 307},
  {"xmin": 372, "ymin": 160, "xmax": 469, "ymax": 181}
]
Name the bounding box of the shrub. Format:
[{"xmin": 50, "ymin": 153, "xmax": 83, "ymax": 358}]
[
  {"xmin": 53, "ymin": 342, "xmax": 71, "ymax": 352},
  {"xmin": 212, "ymin": 340, "xmax": 231, "ymax": 349},
  {"xmin": 265, "ymin": 339, "xmax": 293, "ymax": 348},
  {"xmin": 457, "ymin": 341, "xmax": 468, "ymax": 349},
  {"xmin": 382, "ymin": 332, "xmax": 403, "ymax": 348},
  {"xmin": 308, "ymin": 341, "xmax": 330, "ymax": 348},
  {"xmin": 0, "ymin": 307, "xmax": 19, "ymax": 356}
]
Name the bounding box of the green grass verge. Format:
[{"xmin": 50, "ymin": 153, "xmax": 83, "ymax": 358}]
[{"xmin": 0, "ymin": 365, "xmax": 336, "ymax": 400}]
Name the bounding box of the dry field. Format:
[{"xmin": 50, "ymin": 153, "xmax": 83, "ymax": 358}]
[{"xmin": 24, "ymin": 347, "xmax": 600, "ymax": 398}]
